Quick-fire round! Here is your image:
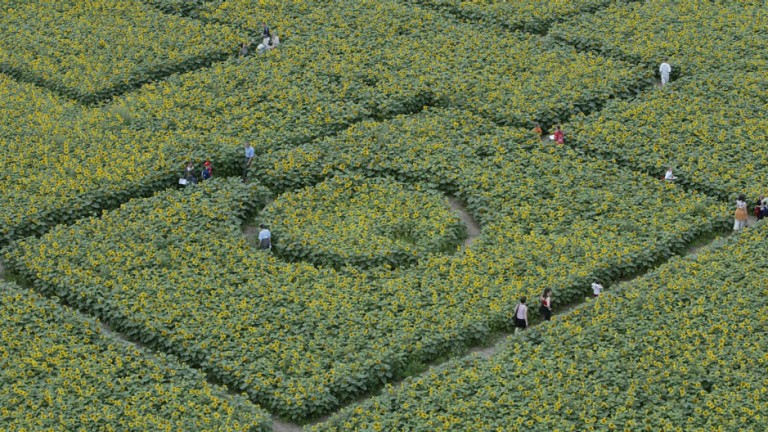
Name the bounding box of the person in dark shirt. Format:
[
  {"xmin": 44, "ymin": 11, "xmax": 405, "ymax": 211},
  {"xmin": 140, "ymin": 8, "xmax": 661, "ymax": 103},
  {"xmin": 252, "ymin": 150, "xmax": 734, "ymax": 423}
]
[{"xmin": 262, "ymin": 23, "xmax": 271, "ymax": 40}]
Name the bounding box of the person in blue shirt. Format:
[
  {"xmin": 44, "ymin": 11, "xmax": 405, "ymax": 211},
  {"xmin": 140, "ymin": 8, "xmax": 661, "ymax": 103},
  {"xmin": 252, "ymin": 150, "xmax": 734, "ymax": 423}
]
[
  {"xmin": 258, "ymin": 224, "xmax": 272, "ymax": 250},
  {"xmin": 244, "ymin": 143, "xmax": 255, "ymax": 166},
  {"xmin": 243, "ymin": 143, "xmax": 255, "ymax": 181},
  {"xmin": 201, "ymin": 161, "xmax": 213, "ymax": 181}
]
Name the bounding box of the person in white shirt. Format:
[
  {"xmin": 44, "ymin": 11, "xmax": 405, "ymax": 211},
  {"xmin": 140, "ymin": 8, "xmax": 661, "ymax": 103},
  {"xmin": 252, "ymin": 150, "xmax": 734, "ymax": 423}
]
[
  {"xmin": 664, "ymin": 167, "xmax": 677, "ymax": 181},
  {"xmin": 269, "ymin": 34, "xmax": 280, "ymax": 49},
  {"xmin": 513, "ymin": 297, "xmax": 528, "ymax": 331},
  {"xmin": 659, "ymin": 61, "xmax": 672, "ymax": 86},
  {"xmin": 258, "ymin": 224, "xmax": 272, "ymax": 250},
  {"xmin": 591, "ymin": 282, "xmax": 603, "ymax": 297},
  {"xmin": 734, "ymin": 195, "xmax": 748, "ymax": 231},
  {"xmin": 257, "ymin": 39, "xmax": 269, "ymax": 54}
]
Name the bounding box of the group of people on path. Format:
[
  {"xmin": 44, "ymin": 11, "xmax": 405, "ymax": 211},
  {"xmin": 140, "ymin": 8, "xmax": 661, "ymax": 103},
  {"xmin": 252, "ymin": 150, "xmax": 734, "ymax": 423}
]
[
  {"xmin": 239, "ymin": 23, "xmax": 280, "ymax": 59},
  {"xmin": 512, "ymin": 282, "xmax": 603, "ymax": 331},
  {"xmin": 732, "ymin": 194, "xmax": 768, "ymax": 231},
  {"xmin": 180, "ymin": 160, "xmax": 213, "ymax": 186},
  {"xmin": 532, "ymin": 124, "xmax": 565, "ymax": 145}
]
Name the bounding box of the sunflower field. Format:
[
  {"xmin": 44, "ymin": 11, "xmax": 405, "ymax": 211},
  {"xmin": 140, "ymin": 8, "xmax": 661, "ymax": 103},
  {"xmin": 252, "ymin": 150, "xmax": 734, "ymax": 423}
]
[
  {"xmin": 549, "ymin": 0, "xmax": 768, "ymax": 79},
  {"xmin": 4, "ymin": 118, "xmax": 728, "ymax": 419},
  {"xmin": 399, "ymin": 0, "xmax": 641, "ymax": 34},
  {"xmin": 0, "ymin": 73, "xmax": 241, "ymax": 245},
  {"xmin": 255, "ymin": 107, "xmax": 528, "ymax": 193},
  {"xmin": 0, "ymin": 281, "xmax": 269, "ymax": 431},
  {"xmin": 119, "ymin": 0, "xmax": 650, "ymax": 143},
  {"xmin": 1, "ymin": 0, "xmax": 765, "ymax": 427},
  {"xmin": 261, "ymin": 175, "xmax": 467, "ymax": 269},
  {"xmin": 0, "ymin": 0, "xmax": 240, "ymax": 103},
  {"xmin": 313, "ymin": 224, "xmax": 768, "ymax": 432},
  {"xmin": 567, "ymin": 70, "xmax": 768, "ymax": 201}
]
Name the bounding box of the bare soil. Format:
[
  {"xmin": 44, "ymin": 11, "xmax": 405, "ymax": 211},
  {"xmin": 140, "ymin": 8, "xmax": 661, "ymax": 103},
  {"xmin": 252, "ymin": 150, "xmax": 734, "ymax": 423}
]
[{"xmin": 448, "ymin": 197, "xmax": 481, "ymax": 247}]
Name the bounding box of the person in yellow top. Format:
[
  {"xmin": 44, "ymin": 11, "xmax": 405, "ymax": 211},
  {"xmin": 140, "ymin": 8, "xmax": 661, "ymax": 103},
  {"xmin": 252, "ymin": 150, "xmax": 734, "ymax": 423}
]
[{"xmin": 734, "ymin": 194, "xmax": 748, "ymax": 231}]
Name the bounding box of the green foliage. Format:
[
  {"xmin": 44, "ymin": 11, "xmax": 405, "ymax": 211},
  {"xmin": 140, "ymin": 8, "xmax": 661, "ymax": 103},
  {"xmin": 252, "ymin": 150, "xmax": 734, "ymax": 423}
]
[
  {"xmin": 313, "ymin": 224, "xmax": 768, "ymax": 431},
  {"xmin": 262, "ymin": 175, "xmax": 467, "ymax": 269},
  {"xmin": 0, "ymin": 0, "xmax": 240, "ymax": 103},
  {"xmin": 0, "ymin": 74, "xmax": 252, "ymax": 246},
  {"xmin": 550, "ymin": 0, "xmax": 768, "ymax": 77},
  {"xmin": 0, "ymin": 281, "xmax": 270, "ymax": 431},
  {"xmin": 4, "ymin": 115, "xmax": 726, "ymax": 420},
  {"xmin": 567, "ymin": 70, "xmax": 768, "ymax": 201}
]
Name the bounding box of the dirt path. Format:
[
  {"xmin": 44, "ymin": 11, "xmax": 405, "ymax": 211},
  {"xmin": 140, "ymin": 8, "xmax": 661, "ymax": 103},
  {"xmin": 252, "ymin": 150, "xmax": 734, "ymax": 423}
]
[
  {"xmin": 448, "ymin": 197, "xmax": 481, "ymax": 247},
  {"xmin": 271, "ymin": 420, "xmax": 302, "ymax": 432},
  {"xmin": 294, "ymin": 220, "xmax": 737, "ymax": 430}
]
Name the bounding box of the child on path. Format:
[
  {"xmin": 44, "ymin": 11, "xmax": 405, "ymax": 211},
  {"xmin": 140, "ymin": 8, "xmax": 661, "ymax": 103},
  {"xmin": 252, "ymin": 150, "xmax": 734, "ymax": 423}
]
[
  {"xmin": 239, "ymin": 42, "xmax": 250, "ymax": 60},
  {"xmin": 513, "ymin": 297, "xmax": 529, "ymax": 331},
  {"xmin": 533, "ymin": 123, "xmax": 543, "ymax": 138}
]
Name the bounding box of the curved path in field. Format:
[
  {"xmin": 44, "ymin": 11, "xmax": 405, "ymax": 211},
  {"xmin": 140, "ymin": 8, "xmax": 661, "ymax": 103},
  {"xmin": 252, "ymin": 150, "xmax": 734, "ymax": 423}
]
[{"xmin": 448, "ymin": 197, "xmax": 482, "ymax": 248}]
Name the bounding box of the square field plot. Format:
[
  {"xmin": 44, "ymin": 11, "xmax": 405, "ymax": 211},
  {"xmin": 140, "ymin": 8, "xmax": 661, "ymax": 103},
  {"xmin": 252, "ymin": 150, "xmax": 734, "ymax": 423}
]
[
  {"xmin": 401, "ymin": 0, "xmax": 635, "ymax": 34},
  {"xmin": 567, "ymin": 70, "xmax": 768, "ymax": 200},
  {"xmin": 5, "ymin": 111, "xmax": 728, "ymax": 421},
  {"xmin": 0, "ymin": 73, "xmax": 244, "ymax": 245},
  {"xmin": 0, "ymin": 0, "xmax": 240, "ymax": 103},
  {"xmin": 118, "ymin": 0, "xmax": 651, "ymax": 147},
  {"xmin": 0, "ymin": 282, "xmax": 269, "ymax": 431},
  {"xmin": 313, "ymin": 224, "xmax": 768, "ymax": 432},
  {"xmin": 549, "ymin": 0, "xmax": 768, "ymax": 78}
]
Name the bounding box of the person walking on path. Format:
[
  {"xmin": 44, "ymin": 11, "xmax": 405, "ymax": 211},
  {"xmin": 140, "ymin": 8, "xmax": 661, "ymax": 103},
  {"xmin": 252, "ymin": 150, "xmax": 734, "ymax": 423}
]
[
  {"xmin": 659, "ymin": 61, "xmax": 672, "ymax": 86},
  {"xmin": 734, "ymin": 194, "xmax": 748, "ymax": 231},
  {"xmin": 258, "ymin": 224, "xmax": 272, "ymax": 250},
  {"xmin": 243, "ymin": 142, "xmax": 255, "ymax": 181},
  {"xmin": 761, "ymin": 195, "xmax": 768, "ymax": 219},
  {"xmin": 591, "ymin": 281, "xmax": 603, "ymax": 297},
  {"xmin": 513, "ymin": 297, "xmax": 529, "ymax": 332},
  {"xmin": 539, "ymin": 289, "xmax": 553, "ymax": 321}
]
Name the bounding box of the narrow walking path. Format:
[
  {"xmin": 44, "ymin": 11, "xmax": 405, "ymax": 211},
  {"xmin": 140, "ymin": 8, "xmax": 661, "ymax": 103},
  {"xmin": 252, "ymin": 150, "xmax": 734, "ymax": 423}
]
[
  {"xmin": 295, "ymin": 222, "xmax": 737, "ymax": 430},
  {"xmin": 448, "ymin": 197, "xmax": 481, "ymax": 247}
]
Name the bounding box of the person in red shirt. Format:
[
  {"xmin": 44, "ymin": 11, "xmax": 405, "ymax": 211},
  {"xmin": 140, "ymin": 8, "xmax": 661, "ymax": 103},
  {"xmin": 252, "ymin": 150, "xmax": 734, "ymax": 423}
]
[
  {"xmin": 539, "ymin": 288, "xmax": 552, "ymax": 321},
  {"xmin": 553, "ymin": 126, "xmax": 564, "ymax": 145}
]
